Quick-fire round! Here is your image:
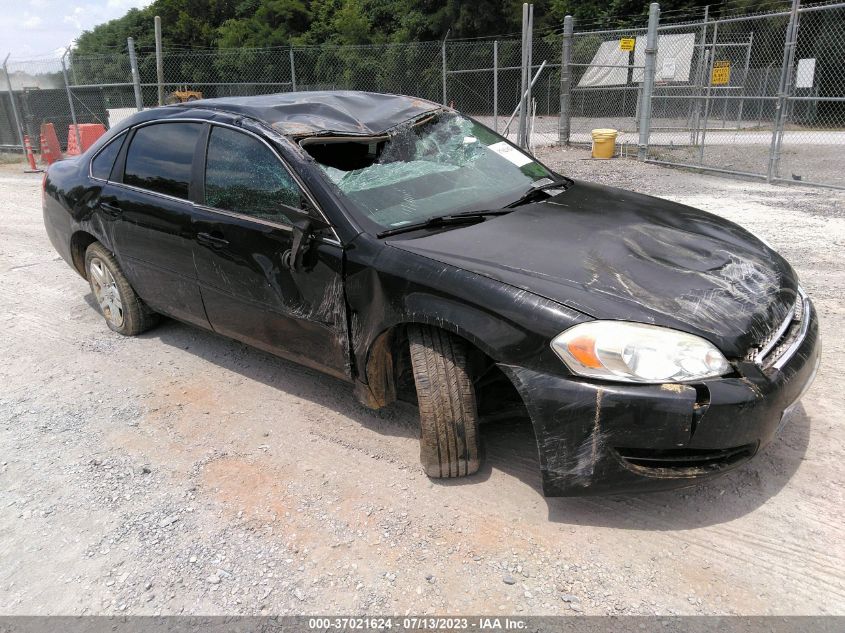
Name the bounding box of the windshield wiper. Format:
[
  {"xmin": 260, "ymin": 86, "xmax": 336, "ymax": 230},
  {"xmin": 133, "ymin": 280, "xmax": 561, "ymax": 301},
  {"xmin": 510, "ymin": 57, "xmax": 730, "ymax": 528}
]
[
  {"xmin": 377, "ymin": 209, "xmax": 513, "ymax": 238},
  {"xmin": 505, "ymin": 178, "xmax": 571, "ymax": 208}
]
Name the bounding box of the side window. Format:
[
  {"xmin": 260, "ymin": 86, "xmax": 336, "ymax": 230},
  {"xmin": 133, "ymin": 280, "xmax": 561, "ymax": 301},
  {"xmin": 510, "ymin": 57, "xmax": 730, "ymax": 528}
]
[
  {"xmin": 124, "ymin": 123, "xmax": 202, "ymax": 199},
  {"xmin": 90, "ymin": 133, "xmax": 125, "ymax": 181},
  {"xmin": 204, "ymin": 126, "xmax": 305, "ymax": 224}
]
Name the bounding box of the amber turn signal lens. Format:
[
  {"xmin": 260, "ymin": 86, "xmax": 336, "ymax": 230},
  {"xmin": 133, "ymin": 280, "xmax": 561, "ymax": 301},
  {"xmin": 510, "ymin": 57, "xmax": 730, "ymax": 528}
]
[{"xmin": 566, "ymin": 334, "xmax": 603, "ymax": 369}]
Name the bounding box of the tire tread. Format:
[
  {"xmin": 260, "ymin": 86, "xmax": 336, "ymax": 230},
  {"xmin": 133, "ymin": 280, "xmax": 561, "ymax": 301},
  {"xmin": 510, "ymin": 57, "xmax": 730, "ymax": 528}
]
[{"xmin": 408, "ymin": 325, "xmax": 480, "ymax": 478}]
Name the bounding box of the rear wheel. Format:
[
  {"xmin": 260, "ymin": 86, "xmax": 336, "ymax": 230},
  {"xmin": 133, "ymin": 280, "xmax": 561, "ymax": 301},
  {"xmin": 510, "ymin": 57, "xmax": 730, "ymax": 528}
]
[
  {"xmin": 408, "ymin": 325, "xmax": 480, "ymax": 478},
  {"xmin": 85, "ymin": 242, "xmax": 158, "ymax": 336}
]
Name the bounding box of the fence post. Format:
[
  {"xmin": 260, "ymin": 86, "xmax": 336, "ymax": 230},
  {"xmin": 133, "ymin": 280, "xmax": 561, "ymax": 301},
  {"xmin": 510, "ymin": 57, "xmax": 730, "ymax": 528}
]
[
  {"xmin": 289, "ymin": 48, "xmax": 297, "ymax": 91},
  {"xmin": 127, "ymin": 37, "xmax": 144, "ymax": 112},
  {"xmin": 736, "ymin": 31, "xmax": 753, "ymax": 130},
  {"xmin": 698, "ymin": 21, "xmax": 718, "ymax": 165},
  {"xmin": 2, "ymin": 54, "xmax": 25, "ymax": 149},
  {"xmin": 637, "ymin": 2, "xmax": 660, "ymax": 160},
  {"xmin": 526, "ymin": 4, "xmax": 533, "ymax": 142},
  {"xmin": 441, "ymin": 31, "xmax": 449, "ymax": 106},
  {"xmin": 61, "ymin": 48, "xmax": 82, "ymax": 154},
  {"xmin": 689, "ymin": 5, "xmax": 709, "ymax": 145},
  {"xmin": 518, "ymin": 3, "xmax": 532, "ymax": 147},
  {"xmin": 493, "ymin": 40, "xmax": 498, "ymax": 132},
  {"xmin": 155, "ymin": 16, "xmax": 164, "ymax": 106},
  {"xmin": 518, "ymin": 4, "xmax": 527, "ymax": 145},
  {"xmin": 767, "ymin": 0, "xmax": 800, "ymax": 182},
  {"xmin": 558, "ymin": 15, "xmax": 573, "ymax": 145}
]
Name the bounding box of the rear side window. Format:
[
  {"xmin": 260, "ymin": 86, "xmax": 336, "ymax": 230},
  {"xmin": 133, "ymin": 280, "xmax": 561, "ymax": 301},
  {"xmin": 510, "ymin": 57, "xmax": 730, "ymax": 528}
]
[
  {"xmin": 124, "ymin": 123, "xmax": 202, "ymax": 199},
  {"xmin": 90, "ymin": 133, "xmax": 125, "ymax": 181},
  {"xmin": 204, "ymin": 126, "xmax": 305, "ymax": 224}
]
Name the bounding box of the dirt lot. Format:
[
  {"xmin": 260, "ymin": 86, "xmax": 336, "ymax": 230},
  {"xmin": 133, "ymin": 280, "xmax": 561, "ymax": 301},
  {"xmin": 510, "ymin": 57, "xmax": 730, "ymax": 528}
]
[{"xmin": 1, "ymin": 150, "xmax": 843, "ymax": 616}]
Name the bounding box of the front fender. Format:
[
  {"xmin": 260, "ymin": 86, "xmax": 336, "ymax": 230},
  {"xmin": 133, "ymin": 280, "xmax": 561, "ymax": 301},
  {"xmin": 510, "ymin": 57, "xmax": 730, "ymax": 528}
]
[{"xmin": 345, "ymin": 236, "xmax": 588, "ymax": 389}]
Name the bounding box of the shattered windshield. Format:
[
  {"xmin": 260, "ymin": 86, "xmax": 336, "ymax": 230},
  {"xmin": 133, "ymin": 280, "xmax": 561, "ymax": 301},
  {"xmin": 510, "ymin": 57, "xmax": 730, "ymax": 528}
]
[{"xmin": 303, "ymin": 113, "xmax": 552, "ymax": 231}]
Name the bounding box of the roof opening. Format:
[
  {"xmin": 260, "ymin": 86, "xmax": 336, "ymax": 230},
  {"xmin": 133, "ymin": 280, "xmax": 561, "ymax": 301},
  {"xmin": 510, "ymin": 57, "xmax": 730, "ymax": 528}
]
[{"xmin": 304, "ymin": 137, "xmax": 387, "ymax": 172}]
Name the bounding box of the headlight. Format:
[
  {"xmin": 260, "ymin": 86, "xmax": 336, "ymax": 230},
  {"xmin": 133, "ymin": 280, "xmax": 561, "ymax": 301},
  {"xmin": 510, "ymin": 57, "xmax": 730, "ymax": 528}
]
[{"xmin": 550, "ymin": 321, "xmax": 731, "ymax": 383}]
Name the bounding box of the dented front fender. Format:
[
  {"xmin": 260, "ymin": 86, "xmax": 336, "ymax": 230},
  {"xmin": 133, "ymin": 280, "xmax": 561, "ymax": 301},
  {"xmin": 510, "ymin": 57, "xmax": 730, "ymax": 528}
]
[{"xmin": 498, "ymin": 301, "xmax": 820, "ymax": 496}]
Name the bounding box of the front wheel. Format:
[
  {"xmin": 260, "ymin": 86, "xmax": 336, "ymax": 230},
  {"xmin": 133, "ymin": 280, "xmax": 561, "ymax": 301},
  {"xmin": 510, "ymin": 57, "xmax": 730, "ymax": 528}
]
[
  {"xmin": 408, "ymin": 325, "xmax": 480, "ymax": 478},
  {"xmin": 85, "ymin": 242, "xmax": 159, "ymax": 336}
]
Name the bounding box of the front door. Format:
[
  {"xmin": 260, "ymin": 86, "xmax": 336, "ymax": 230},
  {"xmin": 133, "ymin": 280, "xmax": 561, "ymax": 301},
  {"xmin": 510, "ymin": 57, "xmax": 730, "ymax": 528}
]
[
  {"xmin": 107, "ymin": 121, "xmax": 209, "ymax": 328},
  {"xmin": 191, "ymin": 124, "xmax": 349, "ymax": 379}
]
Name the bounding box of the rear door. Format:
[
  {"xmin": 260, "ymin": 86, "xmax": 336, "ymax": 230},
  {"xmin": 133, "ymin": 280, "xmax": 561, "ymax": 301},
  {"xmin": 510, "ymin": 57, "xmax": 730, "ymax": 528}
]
[
  {"xmin": 191, "ymin": 124, "xmax": 349, "ymax": 378},
  {"xmin": 107, "ymin": 121, "xmax": 210, "ymax": 328}
]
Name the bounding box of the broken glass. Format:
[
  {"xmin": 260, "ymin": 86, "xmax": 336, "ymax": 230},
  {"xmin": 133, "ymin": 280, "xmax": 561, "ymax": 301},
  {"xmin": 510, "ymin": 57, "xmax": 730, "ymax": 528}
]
[{"xmin": 303, "ymin": 113, "xmax": 552, "ymax": 230}]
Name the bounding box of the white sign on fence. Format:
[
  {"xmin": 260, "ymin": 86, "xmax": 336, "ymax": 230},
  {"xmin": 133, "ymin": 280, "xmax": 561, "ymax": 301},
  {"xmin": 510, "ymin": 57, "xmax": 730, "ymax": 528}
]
[
  {"xmin": 577, "ymin": 40, "xmax": 630, "ymax": 87},
  {"xmin": 633, "ymin": 33, "xmax": 695, "ymax": 83},
  {"xmin": 659, "ymin": 58, "xmax": 677, "ymax": 81},
  {"xmin": 796, "ymin": 58, "xmax": 816, "ymax": 89}
]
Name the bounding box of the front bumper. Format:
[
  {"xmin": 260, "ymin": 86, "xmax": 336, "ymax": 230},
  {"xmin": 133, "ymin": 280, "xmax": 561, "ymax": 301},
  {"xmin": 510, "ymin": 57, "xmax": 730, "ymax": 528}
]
[{"xmin": 500, "ymin": 300, "xmax": 821, "ymax": 496}]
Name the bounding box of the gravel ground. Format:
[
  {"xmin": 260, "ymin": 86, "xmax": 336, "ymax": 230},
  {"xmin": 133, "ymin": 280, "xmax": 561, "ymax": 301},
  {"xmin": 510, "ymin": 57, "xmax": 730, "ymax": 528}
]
[
  {"xmin": 1, "ymin": 152, "xmax": 844, "ymax": 616},
  {"xmin": 647, "ymin": 144, "xmax": 845, "ymax": 188}
]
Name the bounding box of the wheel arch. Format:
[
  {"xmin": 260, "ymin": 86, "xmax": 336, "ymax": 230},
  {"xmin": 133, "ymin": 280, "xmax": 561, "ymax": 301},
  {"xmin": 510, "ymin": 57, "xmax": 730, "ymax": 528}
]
[
  {"xmin": 69, "ymin": 230, "xmax": 100, "ymax": 279},
  {"xmin": 354, "ymin": 318, "xmax": 524, "ymax": 414}
]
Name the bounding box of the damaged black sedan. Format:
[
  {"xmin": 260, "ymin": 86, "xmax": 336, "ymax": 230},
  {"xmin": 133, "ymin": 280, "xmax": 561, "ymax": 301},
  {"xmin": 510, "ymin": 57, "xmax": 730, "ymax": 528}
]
[{"xmin": 43, "ymin": 91, "xmax": 820, "ymax": 496}]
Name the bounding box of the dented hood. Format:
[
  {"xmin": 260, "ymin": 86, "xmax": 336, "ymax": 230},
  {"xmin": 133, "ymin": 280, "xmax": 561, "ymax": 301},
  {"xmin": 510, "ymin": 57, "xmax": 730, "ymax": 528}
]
[{"xmin": 388, "ymin": 180, "xmax": 799, "ymax": 358}]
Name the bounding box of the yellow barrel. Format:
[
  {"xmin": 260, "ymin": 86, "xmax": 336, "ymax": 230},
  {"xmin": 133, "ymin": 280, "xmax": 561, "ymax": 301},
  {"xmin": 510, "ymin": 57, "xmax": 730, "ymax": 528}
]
[{"xmin": 591, "ymin": 128, "xmax": 618, "ymax": 159}]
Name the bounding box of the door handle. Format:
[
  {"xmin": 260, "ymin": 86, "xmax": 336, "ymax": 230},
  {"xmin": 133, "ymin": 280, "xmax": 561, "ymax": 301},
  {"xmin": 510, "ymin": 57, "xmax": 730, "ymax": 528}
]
[
  {"xmin": 100, "ymin": 201, "xmax": 122, "ymax": 217},
  {"xmin": 196, "ymin": 231, "xmax": 229, "ymax": 248}
]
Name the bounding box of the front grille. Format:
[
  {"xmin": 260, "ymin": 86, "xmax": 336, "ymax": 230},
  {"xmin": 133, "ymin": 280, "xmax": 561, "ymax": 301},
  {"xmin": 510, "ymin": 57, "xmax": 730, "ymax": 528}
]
[
  {"xmin": 615, "ymin": 444, "xmax": 756, "ymax": 477},
  {"xmin": 746, "ymin": 290, "xmax": 809, "ymax": 370}
]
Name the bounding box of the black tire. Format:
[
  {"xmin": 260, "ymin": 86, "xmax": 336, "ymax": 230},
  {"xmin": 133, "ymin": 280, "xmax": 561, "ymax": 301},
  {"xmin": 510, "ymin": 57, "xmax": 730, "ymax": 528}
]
[
  {"xmin": 84, "ymin": 242, "xmax": 159, "ymax": 336},
  {"xmin": 165, "ymin": 94, "xmax": 180, "ymax": 105},
  {"xmin": 408, "ymin": 325, "xmax": 480, "ymax": 478},
  {"xmin": 186, "ymin": 95, "xmax": 199, "ymax": 101}
]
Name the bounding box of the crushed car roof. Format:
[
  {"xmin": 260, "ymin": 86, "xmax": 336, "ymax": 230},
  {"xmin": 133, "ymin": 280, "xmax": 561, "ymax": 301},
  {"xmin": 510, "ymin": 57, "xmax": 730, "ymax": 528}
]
[{"xmin": 180, "ymin": 90, "xmax": 443, "ymax": 137}]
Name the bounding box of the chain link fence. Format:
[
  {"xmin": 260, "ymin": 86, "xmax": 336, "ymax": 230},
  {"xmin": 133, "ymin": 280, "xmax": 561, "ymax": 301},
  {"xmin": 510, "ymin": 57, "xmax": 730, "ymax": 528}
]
[
  {"xmin": 1, "ymin": 1, "xmax": 843, "ymax": 188},
  {"xmin": 641, "ymin": 2, "xmax": 845, "ymax": 188},
  {"xmin": 646, "ymin": 10, "xmax": 796, "ymax": 179}
]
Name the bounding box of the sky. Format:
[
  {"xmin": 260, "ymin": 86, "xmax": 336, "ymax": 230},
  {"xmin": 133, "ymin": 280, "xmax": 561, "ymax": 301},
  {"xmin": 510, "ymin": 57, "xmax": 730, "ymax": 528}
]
[{"xmin": 1, "ymin": 0, "xmax": 152, "ymax": 60}]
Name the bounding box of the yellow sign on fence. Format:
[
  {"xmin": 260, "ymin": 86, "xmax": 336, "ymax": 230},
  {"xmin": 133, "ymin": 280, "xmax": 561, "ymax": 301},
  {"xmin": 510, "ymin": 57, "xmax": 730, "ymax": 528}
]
[
  {"xmin": 711, "ymin": 60, "xmax": 731, "ymax": 85},
  {"xmin": 620, "ymin": 38, "xmax": 635, "ymax": 52}
]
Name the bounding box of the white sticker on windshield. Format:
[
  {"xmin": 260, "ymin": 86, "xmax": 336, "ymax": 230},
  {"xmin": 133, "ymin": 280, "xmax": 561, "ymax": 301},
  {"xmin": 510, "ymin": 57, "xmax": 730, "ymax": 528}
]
[{"xmin": 488, "ymin": 141, "xmax": 532, "ymax": 167}]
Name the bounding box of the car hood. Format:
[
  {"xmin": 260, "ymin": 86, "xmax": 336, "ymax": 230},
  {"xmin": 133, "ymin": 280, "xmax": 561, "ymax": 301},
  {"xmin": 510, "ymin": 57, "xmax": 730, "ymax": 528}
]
[{"xmin": 387, "ymin": 180, "xmax": 799, "ymax": 358}]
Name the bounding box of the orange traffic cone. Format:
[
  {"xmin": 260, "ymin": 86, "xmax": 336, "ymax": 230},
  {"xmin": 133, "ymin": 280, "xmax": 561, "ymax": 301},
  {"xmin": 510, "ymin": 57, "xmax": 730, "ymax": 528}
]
[
  {"xmin": 23, "ymin": 135, "xmax": 42, "ymax": 173},
  {"xmin": 66, "ymin": 125, "xmax": 80, "ymax": 155},
  {"xmin": 40, "ymin": 123, "xmax": 62, "ymax": 165}
]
